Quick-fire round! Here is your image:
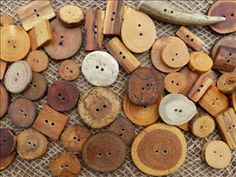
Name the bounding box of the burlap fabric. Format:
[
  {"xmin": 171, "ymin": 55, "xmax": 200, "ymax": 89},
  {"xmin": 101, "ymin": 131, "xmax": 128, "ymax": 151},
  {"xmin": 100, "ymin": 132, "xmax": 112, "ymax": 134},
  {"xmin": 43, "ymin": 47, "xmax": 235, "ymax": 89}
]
[{"xmin": 1, "ymin": 0, "xmax": 236, "ymax": 176}]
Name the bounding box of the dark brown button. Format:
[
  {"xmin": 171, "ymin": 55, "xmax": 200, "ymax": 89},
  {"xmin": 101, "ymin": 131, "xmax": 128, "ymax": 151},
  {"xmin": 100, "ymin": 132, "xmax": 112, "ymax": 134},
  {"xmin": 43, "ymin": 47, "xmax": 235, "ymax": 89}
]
[
  {"xmin": 0, "ymin": 128, "xmax": 15, "ymax": 157},
  {"xmin": 8, "ymin": 98, "xmax": 37, "ymax": 128},
  {"xmin": 128, "ymin": 67, "xmax": 164, "ymax": 106},
  {"xmin": 23, "ymin": 72, "xmax": 48, "ymax": 101},
  {"xmin": 0, "ymin": 84, "xmax": 9, "ymax": 118},
  {"xmin": 48, "ymin": 80, "xmax": 79, "ymax": 112},
  {"xmin": 108, "ymin": 118, "xmax": 135, "ymax": 145},
  {"xmin": 0, "ymin": 151, "xmax": 16, "ymax": 170},
  {"xmin": 82, "ymin": 131, "xmax": 127, "ymax": 172}
]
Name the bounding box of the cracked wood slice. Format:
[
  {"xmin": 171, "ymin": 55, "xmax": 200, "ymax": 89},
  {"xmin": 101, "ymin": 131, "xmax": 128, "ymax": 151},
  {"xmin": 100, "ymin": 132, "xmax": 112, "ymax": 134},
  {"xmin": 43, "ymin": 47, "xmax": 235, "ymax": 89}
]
[
  {"xmin": 0, "ymin": 128, "xmax": 15, "ymax": 157},
  {"xmin": 0, "ymin": 14, "xmax": 14, "ymax": 26},
  {"xmin": 164, "ymin": 72, "xmax": 187, "ymax": 93},
  {"xmin": 0, "ymin": 84, "xmax": 9, "ymax": 119},
  {"xmin": 26, "ymin": 50, "xmax": 49, "ymax": 72},
  {"xmin": 59, "ymin": 60, "xmax": 80, "ymax": 81},
  {"xmin": 217, "ymin": 73, "xmax": 236, "ymax": 94},
  {"xmin": 131, "ymin": 123, "xmax": 187, "ymax": 176},
  {"xmin": 0, "ymin": 151, "xmax": 16, "ymax": 170},
  {"xmin": 189, "ymin": 52, "xmax": 213, "ymax": 73},
  {"xmin": 0, "ymin": 60, "xmax": 7, "ymax": 80}
]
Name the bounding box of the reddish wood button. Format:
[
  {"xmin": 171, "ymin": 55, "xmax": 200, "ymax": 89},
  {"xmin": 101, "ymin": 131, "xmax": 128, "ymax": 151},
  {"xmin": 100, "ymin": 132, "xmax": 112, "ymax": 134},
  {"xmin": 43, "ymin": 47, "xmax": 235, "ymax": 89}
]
[
  {"xmin": 59, "ymin": 60, "xmax": 80, "ymax": 81},
  {"xmin": 0, "ymin": 152, "xmax": 16, "ymax": 170},
  {"xmin": 0, "ymin": 128, "xmax": 15, "ymax": 157},
  {"xmin": 0, "ymin": 84, "xmax": 9, "ymax": 119},
  {"xmin": 26, "ymin": 50, "xmax": 49, "ymax": 72}
]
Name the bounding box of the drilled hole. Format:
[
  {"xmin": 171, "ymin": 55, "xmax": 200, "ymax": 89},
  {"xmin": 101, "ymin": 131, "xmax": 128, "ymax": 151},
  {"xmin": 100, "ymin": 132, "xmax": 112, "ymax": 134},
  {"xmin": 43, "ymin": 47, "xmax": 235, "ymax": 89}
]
[
  {"xmin": 147, "ymin": 84, "xmax": 150, "ymax": 86},
  {"xmin": 197, "ymin": 89, "xmax": 200, "ymax": 92},
  {"xmin": 200, "ymin": 84, "xmax": 204, "ymax": 87},
  {"xmin": 171, "ymin": 80, "xmax": 174, "ymax": 83},
  {"xmin": 186, "ymin": 35, "xmax": 189, "ymax": 38},
  {"xmin": 119, "ymin": 133, "xmax": 122, "ymax": 137},
  {"xmin": 200, "ymin": 125, "xmax": 204, "ymax": 129},
  {"xmin": 139, "ymin": 33, "xmax": 143, "ymax": 36},
  {"xmin": 175, "ymin": 109, "xmax": 178, "ymax": 112},
  {"xmin": 73, "ymin": 137, "xmax": 77, "ymax": 140},
  {"xmin": 138, "ymin": 24, "xmax": 141, "ymax": 27},
  {"xmin": 172, "ymin": 58, "xmax": 175, "ymax": 61},
  {"xmin": 233, "ymin": 125, "xmax": 236, "ymax": 128},
  {"xmin": 24, "ymin": 114, "xmax": 27, "ymax": 117},
  {"xmin": 108, "ymin": 152, "xmax": 112, "ymax": 156},
  {"xmin": 98, "ymin": 153, "xmax": 102, "ymax": 157},
  {"xmin": 16, "ymin": 72, "xmax": 19, "ymax": 76},
  {"xmin": 122, "ymin": 56, "xmax": 125, "ymax": 59},
  {"xmin": 59, "ymin": 41, "xmax": 63, "ymax": 46},
  {"xmin": 58, "ymin": 93, "xmax": 62, "ymax": 97},
  {"xmin": 61, "ymin": 35, "xmax": 64, "ymax": 38},
  {"xmin": 142, "ymin": 87, "xmax": 145, "ymax": 90},
  {"xmin": 34, "ymin": 9, "xmax": 37, "ymax": 12},
  {"xmin": 78, "ymin": 138, "xmax": 80, "ymax": 141},
  {"xmin": 214, "ymin": 151, "xmax": 216, "ymax": 153},
  {"xmin": 33, "ymin": 144, "xmax": 36, "ymax": 147},
  {"xmin": 179, "ymin": 109, "xmax": 182, "ymax": 113},
  {"xmin": 229, "ymin": 126, "xmax": 232, "ymax": 130},
  {"xmin": 96, "ymin": 65, "xmax": 99, "ymax": 69},
  {"xmin": 119, "ymin": 51, "xmax": 122, "ymax": 55},
  {"xmin": 191, "ymin": 39, "xmax": 194, "ymax": 42},
  {"xmin": 170, "ymin": 11, "xmax": 173, "ymax": 14},
  {"xmin": 96, "ymin": 108, "xmax": 99, "ymax": 112},
  {"xmin": 175, "ymin": 53, "xmax": 178, "ymax": 56},
  {"xmin": 65, "ymin": 164, "xmax": 68, "ymax": 168},
  {"xmin": 101, "ymin": 68, "xmax": 104, "ymax": 71},
  {"xmin": 229, "ymin": 53, "xmax": 232, "ymax": 56},
  {"xmin": 36, "ymin": 14, "xmax": 40, "ymax": 17},
  {"xmin": 45, "ymin": 119, "xmax": 48, "ymax": 123},
  {"xmin": 20, "ymin": 109, "xmax": 23, "ymax": 113},
  {"xmin": 164, "ymin": 9, "xmax": 167, "ymax": 12},
  {"xmin": 176, "ymin": 83, "xmax": 179, "ymax": 86},
  {"xmin": 111, "ymin": 18, "xmax": 114, "ymax": 21},
  {"xmin": 112, "ymin": 12, "xmax": 115, "ymax": 15},
  {"xmin": 143, "ymin": 105, "xmax": 147, "ymax": 108},
  {"xmin": 33, "ymin": 84, "xmax": 36, "ymax": 88},
  {"xmin": 28, "ymin": 141, "xmax": 31, "ymax": 145},
  {"xmin": 231, "ymin": 13, "xmax": 234, "ymax": 17},
  {"xmin": 51, "ymin": 122, "xmax": 55, "ymax": 126},
  {"xmin": 103, "ymin": 105, "xmax": 107, "ymax": 108},
  {"xmin": 155, "ymin": 150, "xmax": 158, "ymax": 153}
]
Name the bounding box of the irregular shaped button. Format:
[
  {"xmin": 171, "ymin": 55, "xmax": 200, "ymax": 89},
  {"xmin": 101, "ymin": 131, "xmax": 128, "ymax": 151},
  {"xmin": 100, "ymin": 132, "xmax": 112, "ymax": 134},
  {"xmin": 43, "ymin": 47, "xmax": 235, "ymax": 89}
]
[
  {"xmin": 217, "ymin": 73, "xmax": 236, "ymax": 94},
  {"xmin": 17, "ymin": 128, "xmax": 48, "ymax": 160},
  {"xmin": 202, "ymin": 141, "xmax": 232, "ymax": 169},
  {"xmin": 128, "ymin": 67, "xmax": 164, "ymax": 106},
  {"xmin": 81, "ymin": 51, "xmax": 119, "ymax": 87},
  {"xmin": 0, "ymin": 152, "xmax": 16, "ymax": 170},
  {"xmin": 131, "ymin": 123, "xmax": 187, "ymax": 176},
  {"xmin": 208, "ymin": 1, "xmax": 236, "ymax": 34},
  {"xmin": 48, "ymin": 80, "xmax": 79, "ymax": 112},
  {"xmin": 49, "ymin": 152, "xmax": 81, "ymax": 177},
  {"xmin": 189, "ymin": 52, "xmax": 213, "ymax": 73},
  {"xmin": 60, "ymin": 124, "xmax": 91, "ymax": 154},
  {"xmin": 8, "ymin": 98, "xmax": 37, "ymax": 128},
  {"xmin": 59, "ymin": 60, "xmax": 80, "ymax": 81},
  {"xmin": 78, "ymin": 87, "xmax": 121, "ymax": 128},
  {"xmin": 44, "ymin": 19, "xmax": 82, "ymax": 60},
  {"xmin": 164, "ymin": 72, "xmax": 187, "ymax": 93},
  {"xmin": 0, "ymin": 84, "xmax": 9, "ymax": 119},
  {"xmin": 159, "ymin": 94, "xmax": 197, "ymax": 125},
  {"xmin": 26, "ymin": 50, "xmax": 49, "ymax": 72},
  {"xmin": 0, "ymin": 128, "xmax": 15, "ymax": 157},
  {"xmin": 4, "ymin": 61, "xmax": 32, "ymax": 93},
  {"xmin": 82, "ymin": 131, "xmax": 127, "ymax": 172}
]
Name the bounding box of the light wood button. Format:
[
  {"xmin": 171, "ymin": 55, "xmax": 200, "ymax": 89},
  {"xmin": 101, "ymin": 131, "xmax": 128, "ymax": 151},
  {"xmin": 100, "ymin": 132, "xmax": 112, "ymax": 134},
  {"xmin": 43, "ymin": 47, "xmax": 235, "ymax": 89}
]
[
  {"xmin": 59, "ymin": 60, "xmax": 80, "ymax": 81},
  {"xmin": 164, "ymin": 72, "xmax": 187, "ymax": 93},
  {"xmin": 0, "ymin": 60, "xmax": 8, "ymax": 80},
  {"xmin": 0, "ymin": 84, "xmax": 9, "ymax": 119},
  {"xmin": 217, "ymin": 73, "xmax": 236, "ymax": 94},
  {"xmin": 26, "ymin": 50, "xmax": 49, "ymax": 72},
  {"xmin": 0, "ymin": 14, "xmax": 14, "ymax": 26},
  {"xmin": 189, "ymin": 52, "xmax": 213, "ymax": 73}
]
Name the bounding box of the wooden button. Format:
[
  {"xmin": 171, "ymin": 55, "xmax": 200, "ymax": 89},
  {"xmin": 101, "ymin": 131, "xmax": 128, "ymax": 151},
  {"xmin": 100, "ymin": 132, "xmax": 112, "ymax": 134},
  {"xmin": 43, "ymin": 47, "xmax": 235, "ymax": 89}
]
[
  {"xmin": 8, "ymin": 98, "xmax": 37, "ymax": 128},
  {"xmin": 78, "ymin": 87, "xmax": 121, "ymax": 128},
  {"xmin": 131, "ymin": 123, "xmax": 187, "ymax": 176},
  {"xmin": 108, "ymin": 118, "xmax": 135, "ymax": 145},
  {"xmin": 17, "ymin": 128, "xmax": 48, "ymax": 160},
  {"xmin": 164, "ymin": 72, "xmax": 187, "ymax": 93},
  {"xmin": 121, "ymin": 8, "xmax": 156, "ymax": 53},
  {"xmin": 60, "ymin": 124, "xmax": 91, "ymax": 154},
  {"xmin": 44, "ymin": 19, "xmax": 82, "ymax": 60},
  {"xmin": 0, "ymin": 14, "xmax": 14, "ymax": 26},
  {"xmin": 202, "ymin": 141, "xmax": 232, "ymax": 169},
  {"xmin": 26, "ymin": 50, "xmax": 49, "ymax": 72},
  {"xmin": 217, "ymin": 73, "xmax": 236, "ymax": 94},
  {"xmin": 189, "ymin": 52, "xmax": 213, "ymax": 73},
  {"xmin": 208, "ymin": 1, "xmax": 236, "ymax": 34},
  {"xmin": 49, "ymin": 152, "xmax": 81, "ymax": 177},
  {"xmin": 23, "ymin": 72, "xmax": 48, "ymax": 101},
  {"xmin": 123, "ymin": 95, "xmax": 162, "ymax": 126},
  {"xmin": 48, "ymin": 80, "xmax": 79, "ymax": 112},
  {"xmin": 128, "ymin": 67, "xmax": 164, "ymax": 106},
  {"xmin": 33, "ymin": 105, "xmax": 69, "ymax": 140},
  {"xmin": 231, "ymin": 92, "xmax": 236, "ymax": 112},
  {"xmin": 81, "ymin": 51, "xmax": 119, "ymax": 86},
  {"xmin": 0, "ymin": 60, "xmax": 8, "ymax": 80},
  {"xmin": 4, "ymin": 61, "xmax": 32, "ymax": 93},
  {"xmin": 0, "ymin": 84, "xmax": 9, "ymax": 119},
  {"xmin": 190, "ymin": 113, "xmax": 215, "ymax": 138},
  {"xmin": 59, "ymin": 60, "xmax": 80, "ymax": 81},
  {"xmin": 177, "ymin": 123, "xmax": 190, "ymax": 132},
  {"xmin": 0, "ymin": 128, "xmax": 15, "ymax": 157},
  {"xmin": 0, "ymin": 152, "xmax": 16, "ymax": 170},
  {"xmin": 159, "ymin": 94, "xmax": 197, "ymax": 125},
  {"xmin": 82, "ymin": 131, "xmax": 126, "ymax": 172}
]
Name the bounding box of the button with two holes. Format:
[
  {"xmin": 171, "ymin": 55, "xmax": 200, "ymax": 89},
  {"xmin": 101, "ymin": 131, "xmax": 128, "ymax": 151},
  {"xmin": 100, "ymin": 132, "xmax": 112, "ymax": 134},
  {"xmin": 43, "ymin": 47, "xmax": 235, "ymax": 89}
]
[
  {"xmin": 59, "ymin": 60, "xmax": 80, "ymax": 81},
  {"xmin": 26, "ymin": 50, "xmax": 49, "ymax": 72},
  {"xmin": 164, "ymin": 72, "xmax": 187, "ymax": 93}
]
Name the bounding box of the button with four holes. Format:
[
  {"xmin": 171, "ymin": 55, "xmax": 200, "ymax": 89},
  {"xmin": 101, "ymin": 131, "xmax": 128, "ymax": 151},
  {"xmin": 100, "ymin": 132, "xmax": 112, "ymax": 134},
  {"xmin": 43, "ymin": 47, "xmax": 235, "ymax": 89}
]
[
  {"xmin": 59, "ymin": 60, "xmax": 80, "ymax": 81},
  {"xmin": 164, "ymin": 72, "xmax": 187, "ymax": 93},
  {"xmin": 26, "ymin": 50, "xmax": 49, "ymax": 72}
]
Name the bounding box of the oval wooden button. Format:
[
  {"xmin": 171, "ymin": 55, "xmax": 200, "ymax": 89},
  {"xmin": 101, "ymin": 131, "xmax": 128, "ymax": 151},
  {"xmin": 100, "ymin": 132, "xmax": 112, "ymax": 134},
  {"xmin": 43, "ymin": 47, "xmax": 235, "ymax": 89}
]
[
  {"xmin": 131, "ymin": 123, "xmax": 187, "ymax": 176},
  {"xmin": 59, "ymin": 60, "xmax": 80, "ymax": 81},
  {"xmin": 128, "ymin": 67, "xmax": 164, "ymax": 106},
  {"xmin": 26, "ymin": 50, "xmax": 49, "ymax": 72},
  {"xmin": 48, "ymin": 80, "xmax": 79, "ymax": 112},
  {"xmin": 8, "ymin": 97, "xmax": 37, "ymax": 128},
  {"xmin": 78, "ymin": 87, "xmax": 121, "ymax": 128},
  {"xmin": 82, "ymin": 51, "xmax": 119, "ymax": 87},
  {"xmin": 17, "ymin": 128, "xmax": 48, "ymax": 160},
  {"xmin": 60, "ymin": 124, "xmax": 91, "ymax": 154},
  {"xmin": 217, "ymin": 73, "xmax": 236, "ymax": 94},
  {"xmin": 4, "ymin": 61, "xmax": 32, "ymax": 93},
  {"xmin": 0, "ymin": 128, "xmax": 15, "ymax": 157},
  {"xmin": 44, "ymin": 19, "xmax": 82, "ymax": 60},
  {"xmin": 82, "ymin": 131, "xmax": 127, "ymax": 172},
  {"xmin": 0, "ymin": 84, "xmax": 9, "ymax": 119},
  {"xmin": 164, "ymin": 72, "xmax": 187, "ymax": 93},
  {"xmin": 202, "ymin": 140, "xmax": 232, "ymax": 169},
  {"xmin": 49, "ymin": 152, "xmax": 81, "ymax": 177},
  {"xmin": 159, "ymin": 94, "xmax": 197, "ymax": 125},
  {"xmin": 189, "ymin": 52, "xmax": 213, "ymax": 73},
  {"xmin": 121, "ymin": 9, "xmax": 156, "ymax": 53},
  {"xmin": 0, "ymin": 152, "xmax": 16, "ymax": 170}
]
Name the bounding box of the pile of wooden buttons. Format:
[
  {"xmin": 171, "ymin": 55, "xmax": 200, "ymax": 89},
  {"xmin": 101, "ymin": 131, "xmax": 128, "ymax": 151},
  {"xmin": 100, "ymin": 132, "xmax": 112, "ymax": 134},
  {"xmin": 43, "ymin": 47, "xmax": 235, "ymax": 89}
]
[{"xmin": 0, "ymin": 0, "xmax": 236, "ymax": 176}]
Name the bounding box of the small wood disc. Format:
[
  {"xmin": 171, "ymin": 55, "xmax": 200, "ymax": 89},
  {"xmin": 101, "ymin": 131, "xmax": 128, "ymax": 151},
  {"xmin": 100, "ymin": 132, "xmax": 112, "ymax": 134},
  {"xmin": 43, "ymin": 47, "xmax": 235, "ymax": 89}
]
[
  {"xmin": 217, "ymin": 73, "xmax": 236, "ymax": 94},
  {"xmin": 0, "ymin": 84, "xmax": 9, "ymax": 118},
  {"xmin": 59, "ymin": 60, "xmax": 80, "ymax": 81},
  {"xmin": 164, "ymin": 72, "xmax": 187, "ymax": 93},
  {"xmin": 26, "ymin": 50, "xmax": 49, "ymax": 72},
  {"xmin": 189, "ymin": 52, "xmax": 213, "ymax": 73},
  {"xmin": 131, "ymin": 123, "xmax": 187, "ymax": 176},
  {"xmin": 0, "ymin": 128, "xmax": 15, "ymax": 157},
  {"xmin": 0, "ymin": 152, "xmax": 16, "ymax": 170},
  {"xmin": 0, "ymin": 14, "xmax": 14, "ymax": 26}
]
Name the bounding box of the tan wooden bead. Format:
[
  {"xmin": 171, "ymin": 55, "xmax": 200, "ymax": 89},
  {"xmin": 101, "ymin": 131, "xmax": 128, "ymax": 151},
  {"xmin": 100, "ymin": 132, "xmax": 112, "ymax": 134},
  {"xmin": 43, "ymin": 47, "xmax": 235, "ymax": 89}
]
[
  {"xmin": 164, "ymin": 72, "xmax": 187, "ymax": 93},
  {"xmin": 217, "ymin": 73, "xmax": 236, "ymax": 95},
  {"xmin": 0, "ymin": 60, "xmax": 7, "ymax": 80},
  {"xmin": 26, "ymin": 50, "xmax": 49, "ymax": 72},
  {"xmin": 189, "ymin": 52, "xmax": 213, "ymax": 73},
  {"xmin": 0, "ymin": 14, "xmax": 14, "ymax": 26},
  {"xmin": 59, "ymin": 60, "xmax": 80, "ymax": 81}
]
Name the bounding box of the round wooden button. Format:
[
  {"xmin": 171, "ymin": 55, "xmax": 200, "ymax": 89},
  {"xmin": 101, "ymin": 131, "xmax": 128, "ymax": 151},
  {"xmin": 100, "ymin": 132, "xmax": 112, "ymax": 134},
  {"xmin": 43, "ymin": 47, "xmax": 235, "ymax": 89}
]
[
  {"xmin": 48, "ymin": 80, "xmax": 79, "ymax": 112},
  {"xmin": 128, "ymin": 67, "xmax": 164, "ymax": 106},
  {"xmin": 0, "ymin": 14, "xmax": 14, "ymax": 26},
  {"xmin": 0, "ymin": 84, "xmax": 9, "ymax": 119},
  {"xmin": 59, "ymin": 60, "xmax": 80, "ymax": 81},
  {"xmin": 121, "ymin": 10, "xmax": 156, "ymax": 53},
  {"xmin": 189, "ymin": 52, "xmax": 213, "ymax": 73},
  {"xmin": 81, "ymin": 51, "xmax": 119, "ymax": 87},
  {"xmin": 49, "ymin": 152, "xmax": 81, "ymax": 177},
  {"xmin": 202, "ymin": 141, "xmax": 232, "ymax": 169},
  {"xmin": 4, "ymin": 61, "xmax": 32, "ymax": 93},
  {"xmin": 8, "ymin": 97, "xmax": 37, "ymax": 128},
  {"xmin": 23, "ymin": 72, "xmax": 48, "ymax": 101},
  {"xmin": 0, "ymin": 152, "xmax": 16, "ymax": 170},
  {"xmin": 159, "ymin": 94, "xmax": 197, "ymax": 125},
  {"xmin": 26, "ymin": 50, "xmax": 49, "ymax": 72},
  {"xmin": 217, "ymin": 73, "xmax": 236, "ymax": 94},
  {"xmin": 44, "ymin": 19, "xmax": 82, "ymax": 60},
  {"xmin": 78, "ymin": 87, "xmax": 121, "ymax": 128},
  {"xmin": 164, "ymin": 72, "xmax": 187, "ymax": 93},
  {"xmin": 123, "ymin": 95, "xmax": 162, "ymax": 126},
  {"xmin": 17, "ymin": 128, "xmax": 48, "ymax": 160},
  {"xmin": 131, "ymin": 123, "xmax": 187, "ymax": 176},
  {"xmin": 82, "ymin": 131, "xmax": 127, "ymax": 172},
  {"xmin": 60, "ymin": 124, "xmax": 91, "ymax": 154},
  {"xmin": 208, "ymin": 1, "xmax": 236, "ymax": 34},
  {"xmin": 0, "ymin": 25, "xmax": 30, "ymax": 62},
  {"xmin": 0, "ymin": 128, "xmax": 15, "ymax": 157}
]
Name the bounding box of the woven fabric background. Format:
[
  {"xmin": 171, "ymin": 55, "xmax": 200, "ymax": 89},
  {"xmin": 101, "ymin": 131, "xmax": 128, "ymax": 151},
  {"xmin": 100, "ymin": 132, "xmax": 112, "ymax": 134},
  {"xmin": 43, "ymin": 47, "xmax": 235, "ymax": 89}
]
[{"xmin": 1, "ymin": 0, "xmax": 236, "ymax": 176}]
